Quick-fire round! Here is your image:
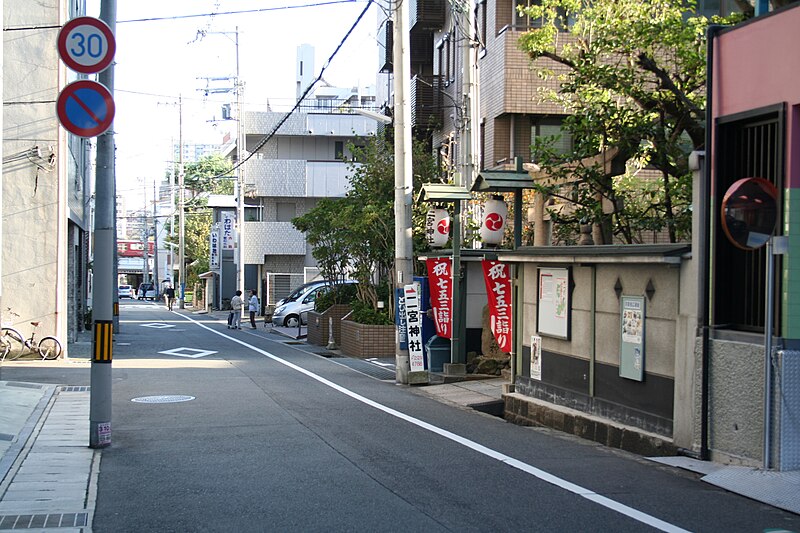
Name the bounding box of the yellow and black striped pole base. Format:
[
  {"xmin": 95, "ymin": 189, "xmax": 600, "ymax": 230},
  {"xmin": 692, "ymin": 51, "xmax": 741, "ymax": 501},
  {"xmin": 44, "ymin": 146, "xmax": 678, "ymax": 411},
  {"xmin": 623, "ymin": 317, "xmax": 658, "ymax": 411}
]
[{"xmin": 93, "ymin": 320, "xmax": 113, "ymax": 363}]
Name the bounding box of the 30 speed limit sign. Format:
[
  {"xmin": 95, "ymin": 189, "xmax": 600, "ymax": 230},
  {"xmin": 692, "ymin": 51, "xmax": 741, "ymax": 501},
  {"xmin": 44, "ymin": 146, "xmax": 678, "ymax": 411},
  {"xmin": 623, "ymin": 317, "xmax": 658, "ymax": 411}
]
[{"xmin": 57, "ymin": 17, "xmax": 115, "ymax": 74}]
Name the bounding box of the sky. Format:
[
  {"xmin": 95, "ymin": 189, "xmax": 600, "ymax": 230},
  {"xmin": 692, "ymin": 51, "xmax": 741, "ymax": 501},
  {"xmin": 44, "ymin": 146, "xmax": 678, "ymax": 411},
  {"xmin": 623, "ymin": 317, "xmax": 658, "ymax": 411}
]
[{"xmin": 86, "ymin": 0, "xmax": 384, "ymax": 207}]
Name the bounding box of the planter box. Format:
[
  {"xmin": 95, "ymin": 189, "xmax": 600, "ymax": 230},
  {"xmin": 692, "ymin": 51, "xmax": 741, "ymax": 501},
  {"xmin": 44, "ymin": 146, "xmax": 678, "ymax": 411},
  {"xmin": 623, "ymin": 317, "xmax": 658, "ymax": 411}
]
[
  {"xmin": 307, "ymin": 305, "xmax": 352, "ymax": 347},
  {"xmin": 340, "ymin": 320, "xmax": 396, "ymax": 358}
]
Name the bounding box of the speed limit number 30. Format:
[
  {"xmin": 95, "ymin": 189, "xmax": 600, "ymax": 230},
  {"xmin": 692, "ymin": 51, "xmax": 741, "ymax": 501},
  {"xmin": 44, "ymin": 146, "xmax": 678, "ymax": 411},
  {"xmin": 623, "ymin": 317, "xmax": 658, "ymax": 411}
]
[{"xmin": 57, "ymin": 17, "xmax": 116, "ymax": 74}]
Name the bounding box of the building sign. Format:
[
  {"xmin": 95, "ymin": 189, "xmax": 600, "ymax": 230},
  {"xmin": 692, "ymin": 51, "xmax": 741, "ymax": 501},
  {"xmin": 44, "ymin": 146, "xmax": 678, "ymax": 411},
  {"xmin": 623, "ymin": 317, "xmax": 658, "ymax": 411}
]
[
  {"xmin": 221, "ymin": 212, "xmax": 236, "ymax": 250},
  {"xmin": 482, "ymin": 260, "xmax": 512, "ymax": 353},
  {"xmin": 426, "ymin": 258, "xmax": 452, "ymax": 339},
  {"xmin": 210, "ymin": 223, "xmax": 220, "ymax": 270},
  {"xmin": 404, "ymin": 283, "xmax": 425, "ymax": 372},
  {"xmin": 619, "ymin": 295, "xmax": 645, "ymax": 381}
]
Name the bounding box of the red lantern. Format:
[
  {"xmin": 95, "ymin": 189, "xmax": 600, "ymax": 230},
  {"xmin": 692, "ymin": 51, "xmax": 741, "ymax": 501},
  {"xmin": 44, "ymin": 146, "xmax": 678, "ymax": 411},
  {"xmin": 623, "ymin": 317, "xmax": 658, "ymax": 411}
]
[
  {"xmin": 480, "ymin": 197, "xmax": 507, "ymax": 245},
  {"xmin": 425, "ymin": 208, "xmax": 450, "ymax": 248}
]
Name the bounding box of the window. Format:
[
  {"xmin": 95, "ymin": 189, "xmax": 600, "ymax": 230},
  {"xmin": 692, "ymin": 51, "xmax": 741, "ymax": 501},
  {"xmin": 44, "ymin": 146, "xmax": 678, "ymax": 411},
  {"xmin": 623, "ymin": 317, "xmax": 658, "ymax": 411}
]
[
  {"xmin": 334, "ymin": 141, "xmax": 344, "ymax": 161},
  {"xmin": 476, "ymin": 0, "xmax": 487, "ymax": 49},
  {"xmin": 531, "ymin": 121, "xmax": 572, "ymax": 162},
  {"xmin": 276, "ymin": 202, "xmax": 296, "ymax": 222},
  {"xmin": 514, "ymin": 0, "xmax": 542, "ymax": 30}
]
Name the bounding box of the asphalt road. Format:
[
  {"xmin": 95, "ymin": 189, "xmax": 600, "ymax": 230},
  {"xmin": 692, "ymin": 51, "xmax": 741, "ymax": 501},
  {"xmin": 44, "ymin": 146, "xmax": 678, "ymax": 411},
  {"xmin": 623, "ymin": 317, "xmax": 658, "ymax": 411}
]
[{"xmin": 4, "ymin": 300, "xmax": 800, "ymax": 532}]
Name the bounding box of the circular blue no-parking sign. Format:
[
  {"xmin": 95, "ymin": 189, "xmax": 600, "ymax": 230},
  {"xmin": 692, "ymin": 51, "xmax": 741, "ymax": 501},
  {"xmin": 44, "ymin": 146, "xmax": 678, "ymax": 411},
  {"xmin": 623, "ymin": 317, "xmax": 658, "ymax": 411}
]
[{"xmin": 56, "ymin": 80, "xmax": 115, "ymax": 138}]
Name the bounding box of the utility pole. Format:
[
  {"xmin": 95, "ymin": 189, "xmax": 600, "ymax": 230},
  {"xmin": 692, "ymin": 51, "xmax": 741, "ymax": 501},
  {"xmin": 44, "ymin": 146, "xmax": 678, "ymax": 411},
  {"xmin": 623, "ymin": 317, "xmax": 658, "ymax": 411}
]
[
  {"xmin": 393, "ymin": 0, "xmax": 413, "ymax": 384},
  {"xmin": 178, "ymin": 95, "xmax": 186, "ymax": 309},
  {"xmin": 142, "ymin": 186, "xmax": 150, "ymax": 285},
  {"xmin": 152, "ymin": 182, "xmax": 159, "ymax": 294},
  {"xmin": 90, "ymin": 0, "xmax": 116, "ymax": 449},
  {"xmin": 450, "ymin": 0, "xmax": 479, "ymax": 365},
  {"xmin": 235, "ymin": 28, "xmax": 246, "ymax": 304}
]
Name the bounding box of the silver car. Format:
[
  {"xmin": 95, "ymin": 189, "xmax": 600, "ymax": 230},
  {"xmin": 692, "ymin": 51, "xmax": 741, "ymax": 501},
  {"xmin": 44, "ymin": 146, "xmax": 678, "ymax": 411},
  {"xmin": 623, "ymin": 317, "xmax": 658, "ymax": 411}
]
[{"xmin": 272, "ymin": 280, "xmax": 356, "ymax": 328}]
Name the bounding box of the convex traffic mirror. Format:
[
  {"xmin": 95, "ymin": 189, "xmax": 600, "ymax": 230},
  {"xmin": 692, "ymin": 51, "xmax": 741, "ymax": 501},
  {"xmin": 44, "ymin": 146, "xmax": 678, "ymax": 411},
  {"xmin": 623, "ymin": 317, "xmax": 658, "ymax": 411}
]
[{"xmin": 721, "ymin": 177, "xmax": 778, "ymax": 250}]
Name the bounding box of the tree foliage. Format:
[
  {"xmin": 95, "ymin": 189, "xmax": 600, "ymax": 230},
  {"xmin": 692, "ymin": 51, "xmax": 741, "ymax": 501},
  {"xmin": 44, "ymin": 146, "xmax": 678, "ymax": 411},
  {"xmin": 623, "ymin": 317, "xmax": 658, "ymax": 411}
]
[
  {"xmin": 293, "ymin": 135, "xmax": 439, "ymax": 321},
  {"xmin": 168, "ymin": 155, "xmax": 233, "ymax": 288},
  {"xmin": 517, "ymin": 0, "xmax": 743, "ymax": 243}
]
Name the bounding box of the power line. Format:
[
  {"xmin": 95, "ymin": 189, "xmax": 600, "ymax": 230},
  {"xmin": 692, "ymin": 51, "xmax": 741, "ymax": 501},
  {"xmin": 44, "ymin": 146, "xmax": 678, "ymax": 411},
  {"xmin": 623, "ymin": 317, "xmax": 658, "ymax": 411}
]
[
  {"xmin": 227, "ymin": 0, "xmax": 375, "ymax": 176},
  {"xmin": 117, "ymin": 0, "xmax": 361, "ymax": 23}
]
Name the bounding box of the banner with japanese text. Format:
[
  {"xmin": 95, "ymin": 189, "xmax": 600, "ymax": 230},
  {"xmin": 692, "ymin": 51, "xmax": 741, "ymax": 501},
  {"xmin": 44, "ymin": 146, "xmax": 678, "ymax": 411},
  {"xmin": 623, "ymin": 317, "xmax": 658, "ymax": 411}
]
[
  {"xmin": 426, "ymin": 258, "xmax": 452, "ymax": 339},
  {"xmin": 482, "ymin": 260, "xmax": 512, "ymax": 353},
  {"xmin": 221, "ymin": 211, "xmax": 236, "ymax": 250}
]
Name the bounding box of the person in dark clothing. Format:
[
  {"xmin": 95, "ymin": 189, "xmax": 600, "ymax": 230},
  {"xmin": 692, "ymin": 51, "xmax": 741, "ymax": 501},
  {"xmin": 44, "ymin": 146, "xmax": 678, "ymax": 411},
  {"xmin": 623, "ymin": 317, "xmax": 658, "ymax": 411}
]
[{"xmin": 164, "ymin": 285, "xmax": 176, "ymax": 311}]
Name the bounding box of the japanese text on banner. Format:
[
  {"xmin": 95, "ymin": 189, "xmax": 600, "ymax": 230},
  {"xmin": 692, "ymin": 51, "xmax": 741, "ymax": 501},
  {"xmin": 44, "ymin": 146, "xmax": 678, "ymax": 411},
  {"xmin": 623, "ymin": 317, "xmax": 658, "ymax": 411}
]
[
  {"xmin": 481, "ymin": 260, "xmax": 512, "ymax": 353},
  {"xmin": 426, "ymin": 258, "xmax": 452, "ymax": 339}
]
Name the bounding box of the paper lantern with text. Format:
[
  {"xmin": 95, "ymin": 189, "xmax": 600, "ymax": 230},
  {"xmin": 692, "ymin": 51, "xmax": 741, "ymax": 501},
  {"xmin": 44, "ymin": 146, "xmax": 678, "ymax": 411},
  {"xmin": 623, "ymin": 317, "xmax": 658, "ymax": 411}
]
[
  {"xmin": 480, "ymin": 197, "xmax": 507, "ymax": 245},
  {"xmin": 425, "ymin": 208, "xmax": 450, "ymax": 248}
]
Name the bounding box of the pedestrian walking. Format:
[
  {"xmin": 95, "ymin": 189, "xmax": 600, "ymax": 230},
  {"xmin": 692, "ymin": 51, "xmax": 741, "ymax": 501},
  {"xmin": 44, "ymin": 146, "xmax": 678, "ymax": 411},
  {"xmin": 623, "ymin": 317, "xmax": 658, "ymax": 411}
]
[
  {"xmin": 248, "ymin": 289, "xmax": 259, "ymax": 329},
  {"xmin": 164, "ymin": 285, "xmax": 176, "ymax": 311},
  {"xmin": 229, "ymin": 290, "xmax": 243, "ymax": 330}
]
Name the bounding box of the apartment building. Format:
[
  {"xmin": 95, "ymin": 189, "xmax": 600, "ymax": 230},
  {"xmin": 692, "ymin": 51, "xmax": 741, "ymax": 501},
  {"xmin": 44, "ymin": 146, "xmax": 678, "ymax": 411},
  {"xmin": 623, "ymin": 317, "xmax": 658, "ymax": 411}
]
[{"xmin": 213, "ymin": 46, "xmax": 378, "ymax": 308}]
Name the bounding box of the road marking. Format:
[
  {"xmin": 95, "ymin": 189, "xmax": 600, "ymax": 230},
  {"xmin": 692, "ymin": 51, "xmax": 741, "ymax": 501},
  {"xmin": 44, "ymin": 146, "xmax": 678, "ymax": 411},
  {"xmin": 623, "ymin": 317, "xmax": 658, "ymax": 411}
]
[
  {"xmin": 141, "ymin": 323, "xmax": 174, "ymax": 329},
  {"xmin": 366, "ymin": 357, "xmax": 395, "ymax": 368},
  {"xmin": 176, "ymin": 313, "xmax": 689, "ymax": 533},
  {"xmin": 158, "ymin": 347, "xmax": 217, "ymax": 359}
]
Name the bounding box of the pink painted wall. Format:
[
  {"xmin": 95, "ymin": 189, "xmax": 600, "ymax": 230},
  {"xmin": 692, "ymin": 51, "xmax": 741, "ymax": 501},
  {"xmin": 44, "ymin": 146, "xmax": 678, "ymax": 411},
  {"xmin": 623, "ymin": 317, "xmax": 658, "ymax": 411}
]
[{"xmin": 712, "ymin": 4, "xmax": 800, "ymax": 188}]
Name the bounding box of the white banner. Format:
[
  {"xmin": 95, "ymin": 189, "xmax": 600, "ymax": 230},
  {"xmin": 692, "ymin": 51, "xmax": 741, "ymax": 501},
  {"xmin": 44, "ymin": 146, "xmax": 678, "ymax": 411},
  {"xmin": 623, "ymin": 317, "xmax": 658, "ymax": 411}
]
[
  {"xmin": 210, "ymin": 223, "xmax": 220, "ymax": 270},
  {"xmin": 221, "ymin": 211, "xmax": 236, "ymax": 250},
  {"xmin": 404, "ymin": 283, "xmax": 425, "ymax": 372}
]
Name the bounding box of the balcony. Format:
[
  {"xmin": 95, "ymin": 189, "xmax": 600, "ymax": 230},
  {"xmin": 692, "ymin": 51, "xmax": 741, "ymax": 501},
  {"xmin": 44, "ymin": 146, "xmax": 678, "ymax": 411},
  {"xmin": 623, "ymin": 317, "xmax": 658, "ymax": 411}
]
[
  {"xmin": 243, "ymin": 221, "xmax": 306, "ymax": 262},
  {"xmin": 409, "ymin": 0, "xmax": 445, "ymax": 31},
  {"xmin": 248, "ymin": 159, "xmax": 356, "ymax": 198},
  {"xmin": 410, "ymin": 75, "xmax": 444, "ymax": 131}
]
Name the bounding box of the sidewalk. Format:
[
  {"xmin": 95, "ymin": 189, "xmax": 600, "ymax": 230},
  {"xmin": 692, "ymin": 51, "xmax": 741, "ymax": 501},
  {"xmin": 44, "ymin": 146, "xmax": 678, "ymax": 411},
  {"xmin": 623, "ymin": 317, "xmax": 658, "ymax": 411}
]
[{"xmin": 0, "ymin": 381, "xmax": 96, "ymax": 531}]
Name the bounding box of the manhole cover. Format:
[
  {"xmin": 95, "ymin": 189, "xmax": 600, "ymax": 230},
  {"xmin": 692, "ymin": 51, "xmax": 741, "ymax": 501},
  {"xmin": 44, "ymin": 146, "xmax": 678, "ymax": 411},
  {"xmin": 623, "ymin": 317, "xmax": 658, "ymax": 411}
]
[{"xmin": 131, "ymin": 395, "xmax": 195, "ymax": 404}]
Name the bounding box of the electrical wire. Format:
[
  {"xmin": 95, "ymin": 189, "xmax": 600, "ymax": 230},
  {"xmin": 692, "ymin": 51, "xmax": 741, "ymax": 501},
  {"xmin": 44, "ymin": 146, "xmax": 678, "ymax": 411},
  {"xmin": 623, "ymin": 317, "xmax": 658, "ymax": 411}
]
[
  {"xmin": 117, "ymin": 0, "xmax": 361, "ymax": 24},
  {"xmin": 223, "ymin": 0, "xmax": 375, "ymax": 177}
]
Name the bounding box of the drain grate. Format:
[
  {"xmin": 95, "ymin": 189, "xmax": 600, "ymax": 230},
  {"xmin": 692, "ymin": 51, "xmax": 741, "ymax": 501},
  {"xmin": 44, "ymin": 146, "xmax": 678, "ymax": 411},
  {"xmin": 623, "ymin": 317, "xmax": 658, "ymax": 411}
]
[
  {"xmin": 0, "ymin": 512, "xmax": 88, "ymax": 529},
  {"xmin": 60, "ymin": 386, "xmax": 90, "ymax": 392},
  {"xmin": 131, "ymin": 395, "xmax": 195, "ymax": 404}
]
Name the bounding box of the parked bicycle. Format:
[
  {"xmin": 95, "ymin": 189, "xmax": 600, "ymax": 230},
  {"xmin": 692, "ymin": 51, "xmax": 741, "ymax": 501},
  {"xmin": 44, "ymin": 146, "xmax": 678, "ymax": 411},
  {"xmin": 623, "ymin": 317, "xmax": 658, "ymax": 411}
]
[{"xmin": 1, "ymin": 321, "xmax": 62, "ymax": 361}]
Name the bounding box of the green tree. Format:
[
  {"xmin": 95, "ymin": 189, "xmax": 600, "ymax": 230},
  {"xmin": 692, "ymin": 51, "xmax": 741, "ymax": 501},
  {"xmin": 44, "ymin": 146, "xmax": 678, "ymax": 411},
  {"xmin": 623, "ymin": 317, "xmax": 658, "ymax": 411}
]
[
  {"xmin": 169, "ymin": 155, "xmax": 233, "ymax": 287},
  {"xmin": 293, "ymin": 135, "xmax": 439, "ymax": 321},
  {"xmin": 517, "ymin": 0, "xmax": 743, "ymax": 243}
]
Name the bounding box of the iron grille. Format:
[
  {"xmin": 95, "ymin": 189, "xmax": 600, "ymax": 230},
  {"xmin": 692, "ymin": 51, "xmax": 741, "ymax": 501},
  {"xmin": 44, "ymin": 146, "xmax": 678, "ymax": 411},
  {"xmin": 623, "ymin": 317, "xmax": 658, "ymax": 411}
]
[{"xmin": 713, "ymin": 105, "xmax": 785, "ymax": 333}]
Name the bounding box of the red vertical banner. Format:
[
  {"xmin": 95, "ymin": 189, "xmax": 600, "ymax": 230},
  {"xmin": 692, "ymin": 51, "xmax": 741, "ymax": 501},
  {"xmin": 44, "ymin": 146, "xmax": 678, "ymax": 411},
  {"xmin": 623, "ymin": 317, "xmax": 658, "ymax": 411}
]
[
  {"xmin": 482, "ymin": 260, "xmax": 512, "ymax": 353},
  {"xmin": 426, "ymin": 258, "xmax": 453, "ymax": 339}
]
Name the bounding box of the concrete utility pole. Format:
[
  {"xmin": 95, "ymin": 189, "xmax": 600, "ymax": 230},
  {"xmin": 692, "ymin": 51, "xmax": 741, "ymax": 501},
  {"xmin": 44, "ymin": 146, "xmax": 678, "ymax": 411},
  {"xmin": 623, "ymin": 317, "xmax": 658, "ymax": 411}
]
[
  {"xmin": 450, "ymin": 0, "xmax": 478, "ymax": 365},
  {"xmin": 235, "ymin": 29, "xmax": 246, "ymax": 305},
  {"xmin": 393, "ymin": 0, "xmax": 413, "ymax": 384},
  {"xmin": 142, "ymin": 186, "xmax": 150, "ymax": 285},
  {"xmin": 178, "ymin": 95, "xmax": 186, "ymax": 309},
  {"xmin": 152, "ymin": 182, "xmax": 159, "ymax": 293},
  {"xmin": 90, "ymin": 0, "xmax": 116, "ymax": 448}
]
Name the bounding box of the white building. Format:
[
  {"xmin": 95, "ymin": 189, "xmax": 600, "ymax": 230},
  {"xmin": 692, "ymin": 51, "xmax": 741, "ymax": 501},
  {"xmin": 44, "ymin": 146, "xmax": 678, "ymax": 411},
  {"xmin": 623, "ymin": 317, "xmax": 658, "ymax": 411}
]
[
  {"xmin": 215, "ymin": 45, "xmax": 378, "ymax": 308},
  {"xmin": 2, "ymin": 0, "xmax": 92, "ymax": 346}
]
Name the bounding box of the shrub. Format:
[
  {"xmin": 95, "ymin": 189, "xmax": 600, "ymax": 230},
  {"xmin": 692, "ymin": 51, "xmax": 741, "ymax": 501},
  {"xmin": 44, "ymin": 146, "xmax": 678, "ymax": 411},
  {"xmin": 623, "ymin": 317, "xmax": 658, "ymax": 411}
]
[
  {"xmin": 349, "ymin": 300, "xmax": 393, "ymax": 326},
  {"xmin": 315, "ymin": 283, "xmax": 359, "ymax": 313}
]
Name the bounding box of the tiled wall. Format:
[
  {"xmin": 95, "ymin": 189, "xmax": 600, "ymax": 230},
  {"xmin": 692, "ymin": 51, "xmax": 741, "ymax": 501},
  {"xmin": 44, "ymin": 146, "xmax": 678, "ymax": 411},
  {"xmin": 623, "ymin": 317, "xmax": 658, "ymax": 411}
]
[{"xmin": 340, "ymin": 320, "xmax": 396, "ymax": 358}]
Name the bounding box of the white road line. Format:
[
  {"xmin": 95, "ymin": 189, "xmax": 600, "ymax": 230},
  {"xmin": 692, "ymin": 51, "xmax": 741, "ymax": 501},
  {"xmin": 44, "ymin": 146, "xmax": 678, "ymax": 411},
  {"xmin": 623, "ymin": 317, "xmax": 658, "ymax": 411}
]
[{"xmin": 177, "ymin": 313, "xmax": 689, "ymax": 533}]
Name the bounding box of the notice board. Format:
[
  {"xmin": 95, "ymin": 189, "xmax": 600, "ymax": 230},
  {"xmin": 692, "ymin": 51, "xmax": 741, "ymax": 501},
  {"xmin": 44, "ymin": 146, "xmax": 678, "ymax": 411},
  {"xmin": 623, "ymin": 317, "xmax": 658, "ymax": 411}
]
[{"xmin": 537, "ymin": 267, "xmax": 570, "ymax": 339}]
